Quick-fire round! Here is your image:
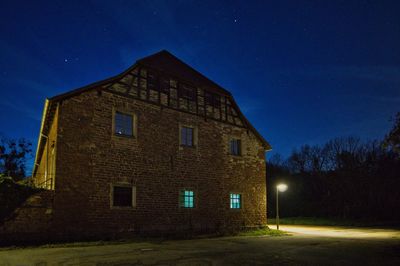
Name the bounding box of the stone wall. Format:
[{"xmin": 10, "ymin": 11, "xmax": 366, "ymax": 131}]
[
  {"xmin": 0, "ymin": 190, "xmax": 54, "ymax": 245},
  {"xmin": 51, "ymin": 87, "xmax": 266, "ymax": 239}
]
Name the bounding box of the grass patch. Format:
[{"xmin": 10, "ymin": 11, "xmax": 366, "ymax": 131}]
[
  {"xmin": 268, "ymin": 217, "xmax": 344, "ymax": 226},
  {"xmin": 238, "ymin": 228, "xmax": 290, "ymax": 237}
]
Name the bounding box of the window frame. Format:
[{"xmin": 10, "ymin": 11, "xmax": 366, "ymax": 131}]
[
  {"xmin": 230, "ymin": 193, "xmax": 242, "ymax": 209},
  {"xmin": 205, "ymin": 92, "xmax": 221, "ymax": 108},
  {"xmin": 178, "ymin": 83, "xmax": 196, "ymax": 101},
  {"xmin": 181, "ymin": 126, "xmax": 194, "ymax": 147},
  {"xmin": 179, "ymin": 189, "xmax": 195, "ymax": 208},
  {"xmin": 179, "ymin": 124, "xmax": 197, "ymax": 148},
  {"xmin": 112, "ymin": 109, "xmax": 138, "ymax": 138},
  {"xmin": 229, "ymin": 138, "xmax": 242, "ymax": 156},
  {"xmin": 110, "ymin": 184, "xmax": 136, "ymax": 209}
]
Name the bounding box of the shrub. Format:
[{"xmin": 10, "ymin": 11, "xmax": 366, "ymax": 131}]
[{"xmin": 0, "ymin": 176, "xmax": 41, "ymax": 224}]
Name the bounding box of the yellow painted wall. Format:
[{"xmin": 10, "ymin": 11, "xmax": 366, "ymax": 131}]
[{"xmin": 33, "ymin": 104, "xmax": 59, "ymax": 190}]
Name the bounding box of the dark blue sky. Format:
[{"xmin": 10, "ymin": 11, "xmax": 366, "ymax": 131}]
[{"xmin": 1, "ymin": 0, "xmax": 399, "ymax": 175}]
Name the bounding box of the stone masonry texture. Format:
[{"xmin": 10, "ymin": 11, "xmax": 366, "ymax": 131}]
[
  {"xmin": 51, "ymin": 89, "xmax": 267, "ymax": 239},
  {"xmin": 2, "ymin": 51, "xmax": 269, "ymax": 243}
]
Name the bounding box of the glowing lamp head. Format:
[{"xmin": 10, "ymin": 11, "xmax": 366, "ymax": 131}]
[{"xmin": 277, "ymin": 184, "xmax": 288, "ymax": 192}]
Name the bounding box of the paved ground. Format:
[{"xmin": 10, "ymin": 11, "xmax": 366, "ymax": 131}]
[{"xmin": 1, "ymin": 225, "xmax": 400, "ymax": 265}]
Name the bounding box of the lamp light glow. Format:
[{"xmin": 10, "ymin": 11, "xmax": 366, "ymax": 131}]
[
  {"xmin": 276, "ymin": 183, "xmax": 288, "ymax": 230},
  {"xmin": 277, "ymin": 183, "xmax": 288, "ymax": 192}
]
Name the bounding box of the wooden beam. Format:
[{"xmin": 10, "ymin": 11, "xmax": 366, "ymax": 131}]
[
  {"xmin": 195, "ymin": 88, "xmax": 199, "ymax": 115},
  {"xmin": 167, "ymin": 78, "xmax": 171, "ymax": 107},
  {"xmin": 157, "ymin": 71, "xmax": 161, "ymax": 104},
  {"xmin": 138, "ymin": 67, "xmax": 142, "ymax": 100},
  {"xmin": 225, "ymin": 96, "xmax": 228, "ymax": 121},
  {"xmin": 104, "ymin": 88, "xmax": 246, "ymax": 129}
]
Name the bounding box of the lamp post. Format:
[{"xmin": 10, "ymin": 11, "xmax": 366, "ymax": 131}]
[{"xmin": 276, "ymin": 183, "xmax": 288, "ymax": 230}]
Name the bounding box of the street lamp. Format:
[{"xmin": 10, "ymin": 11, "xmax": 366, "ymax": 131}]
[{"xmin": 276, "ymin": 183, "xmax": 288, "ymax": 230}]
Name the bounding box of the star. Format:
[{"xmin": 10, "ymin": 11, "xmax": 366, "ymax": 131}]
[
  {"xmin": 64, "ymin": 59, "xmax": 68, "ymax": 63},
  {"xmin": 234, "ymin": 18, "xmax": 238, "ymax": 23}
]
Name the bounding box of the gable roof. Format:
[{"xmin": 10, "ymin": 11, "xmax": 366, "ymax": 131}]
[
  {"xmin": 137, "ymin": 50, "xmax": 231, "ymax": 95},
  {"xmin": 34, "ymin": 50, "xmax": 271, "ymax": 174},
  {"xmin": 49, "ymin": 50, "xmax": 231, "ymax": 102}
]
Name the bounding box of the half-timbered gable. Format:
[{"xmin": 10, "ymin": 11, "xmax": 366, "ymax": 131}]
[{"xmin": 27, "ymin": 50, "xmax": 271, "ymax": 240}]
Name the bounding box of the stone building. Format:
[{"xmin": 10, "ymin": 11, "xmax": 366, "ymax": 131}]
[{"xmin": 30, "ymin": 50, "xmax": 271, "ymax": 239}]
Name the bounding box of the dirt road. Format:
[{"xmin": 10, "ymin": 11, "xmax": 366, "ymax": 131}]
[{"xmin": 1, "ymin": 225, "xmax": 399, "ymax": 265}]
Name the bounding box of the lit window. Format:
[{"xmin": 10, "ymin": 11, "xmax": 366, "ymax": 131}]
[
  {"xmin": 115, "ymin": 112, "xmax": 133, "ymax": 137},
  {"xmin": 112, "ymin": 186, "xmax": 135, "ymax": 207},
  {"xmin": 180, "ymin": 190, "xmax": 194, "ymax": 208},
  {"xmin": 230, "ymin": 139, "xmax": 241, "ymax": 155},
  {"xmin": 181, "ymin": 126, "xmax": 194, "ymax": 146},
  {"xmin": 230, "ymin": 193, "xmax": 241, "ymax": 209}
]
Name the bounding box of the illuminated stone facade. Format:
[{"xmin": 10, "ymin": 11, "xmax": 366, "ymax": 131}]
[{"xmin": 29, "ymin": 51, "xmax": 270, "ymax": 240}]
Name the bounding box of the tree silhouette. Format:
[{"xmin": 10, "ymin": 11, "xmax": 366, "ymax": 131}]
[
  {"xmin": 384, "ymin": 112, "xmax": 400, "ymax": 155},
  {"xmin": 0, "ymin": 137, "xmax": 32, "ymax": 181}
]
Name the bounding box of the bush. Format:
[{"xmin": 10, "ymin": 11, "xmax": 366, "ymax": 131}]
[{"xmin": 0, "ymin": 176, "xmax": 41, "ymax": 224}]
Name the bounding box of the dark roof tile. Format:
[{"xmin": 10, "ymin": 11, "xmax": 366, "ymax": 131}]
[{"xmin": 137, "ymin": 50, "xmax": 231, "ymax": 95}]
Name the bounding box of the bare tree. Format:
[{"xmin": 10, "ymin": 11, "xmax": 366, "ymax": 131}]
[
  {"xmin": 0, "ymin": 137, "xmax": 32, "ymax": 181},
  {"xmin": 324, "ymin": 136, "xmax": 362, "ymax": 170},
  {"xmin": 384, "ymin": 112, "xmax": 400, "ymax": 155}
]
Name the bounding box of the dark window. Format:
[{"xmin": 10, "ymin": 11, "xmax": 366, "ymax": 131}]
[
  {"xmin": 213, "ymin": 95, "xmax": 221, "ymax": 108},
  {"xmin": 179, "ymin": 84, "xmax": 195, "ymax": 100},
  {"xmin": 205, "ymin": 92, "xmax": 213, "ymax": 106},
  {"xmin": 160, "ymin": 77, "xmax": 170, "ymax": 93},
  {"xmin": 115, "ymin": 112, "xmax": 133, "ymax": 137},
  {"xmin": 205, "ymin": 92, "xmax": 221, "ymax": 108},
  {"xmin": 147, "ymin": 71, "xmax": 157, "ymax": 90},
  {"xmin": 181, "ymin": 126, "xmax": 194, "ymax": 146},
  {"xmin": 230, "ymin": 139, "xmax": 241, "ymax": 155},
  {"xmin": 113, "ymin": 186, "xmax": 133, "ymax": 207},
  {"xmin": 230, "ymin": 193, "xmax": 241, "ymax": 209},
  {"xmin": 180, "ymin": 190, "xmax": 194, "ymax": 208}
]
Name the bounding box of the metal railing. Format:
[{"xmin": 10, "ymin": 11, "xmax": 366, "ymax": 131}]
[{"xmin": 36, "ymin": 177, "xmax": 54, "ymax": 190}]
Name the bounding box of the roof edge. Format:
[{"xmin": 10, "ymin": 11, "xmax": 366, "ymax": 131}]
[
  {"xmin": 137, "ymin": 50, "xmax": 231, "ymax": 95},
  {"xmin": 32, "ymin": 99, "xmax": 50, "ymax": 175},
  {"xmin": 49, "ymin": 50, "xmax": 233, "ymax": 103},
  {"xmin": 49, "ymin": 63, "xmax": 139, "ymax": 102},
  {"xmin": 228, "ymin": 96, "xmax": 272, "ymax": 150},
  {"xmin": 44, "ymin": 51, "xmax": 270, "ymax": 150}
]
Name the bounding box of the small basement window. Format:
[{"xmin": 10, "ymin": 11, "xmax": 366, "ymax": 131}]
[
  {"xmin": 230, "ymin": 193, "xmax": 241, "ymax": 209},
  {"xmin": 114, "ymin": 111, "xmax": 134, "ymax": 137},
  {"xmin": 180, "ymin": 190, "xmax": 194, "ymax": 208},
  {"xmin": 230, "ymin": 139, "xmax": 241, "ymax": 155},
  {"xmin": 112, "ymin": 186, "xmax": 136, "ymax": 207},
  {"xmin": 181, "ymin": 126, "xmax": 194, "ymax": 147}
]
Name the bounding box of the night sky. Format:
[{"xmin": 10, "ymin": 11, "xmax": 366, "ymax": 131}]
[{"xmin": 1, "ymin": 1, "xmax": 399, "ymax": 175}]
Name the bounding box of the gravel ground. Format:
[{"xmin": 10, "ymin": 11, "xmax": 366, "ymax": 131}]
[{"xmin": 0, "ymin": 225, "xmax": 399, "ymax": 265}]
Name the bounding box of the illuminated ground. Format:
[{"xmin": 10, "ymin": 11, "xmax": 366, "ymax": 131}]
[{"xmin": 1, "ymin": 225, "xmax": 399, "ymax": 265}]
